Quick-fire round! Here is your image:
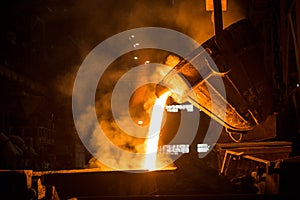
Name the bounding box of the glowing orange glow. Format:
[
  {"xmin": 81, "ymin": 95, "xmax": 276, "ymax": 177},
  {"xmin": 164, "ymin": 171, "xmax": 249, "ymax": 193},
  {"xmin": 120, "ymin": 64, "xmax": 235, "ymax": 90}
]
[
  {"xmin": 144, "ymin": 92, "xmax": 169, "ymax": 170},
  {"xmin": 205, "ymin": 0, "xmax": 227, "ymax": 11}
]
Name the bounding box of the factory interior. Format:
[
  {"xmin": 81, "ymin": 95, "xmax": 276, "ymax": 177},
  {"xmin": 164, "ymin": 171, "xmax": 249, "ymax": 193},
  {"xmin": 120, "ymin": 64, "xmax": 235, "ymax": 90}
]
[{"xmin": 0, "ymin": 0, "xmax": 300, "ymax": 199}]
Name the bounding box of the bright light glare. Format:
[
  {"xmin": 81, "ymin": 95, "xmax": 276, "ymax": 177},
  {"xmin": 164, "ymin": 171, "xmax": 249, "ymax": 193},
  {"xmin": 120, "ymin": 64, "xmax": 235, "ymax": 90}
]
[
  {"xmin": 133, "ymin": 43, "xmax": 140, "ymax": 48},
  {"xmin": 144, "ymin": 92, "xmax": 169, "ymax": 170}
]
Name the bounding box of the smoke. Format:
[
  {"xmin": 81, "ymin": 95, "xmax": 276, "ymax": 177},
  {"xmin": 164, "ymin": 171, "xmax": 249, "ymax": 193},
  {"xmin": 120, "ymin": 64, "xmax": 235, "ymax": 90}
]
[
  {"xmin": 223, "ymin": 0, "xmax": 249, "ymax": 27},
  {"xmin": 54, "ymin": 66, "xmax": 79, "ymax": 97},
  {"xmin": 54, "ymin": 0, "xmax": 248, "ymax": 97},
  {"xmin": 52, "ymin": 0, "xmax": 248, "ymax": 170},
  {"xmin": 87, "ymin": 52, "xmax": 174, "ymax": 170},
  {"xmin": 173, "ymin": 0, "xmax": 248, "ymax": 43}
]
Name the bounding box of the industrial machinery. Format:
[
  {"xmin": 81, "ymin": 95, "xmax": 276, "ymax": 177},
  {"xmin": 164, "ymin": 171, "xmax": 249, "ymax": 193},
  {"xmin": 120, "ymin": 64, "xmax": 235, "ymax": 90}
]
[
  {"xmin": 1, "ymin": 1, "xmax": 299, "ymax": 200},
  {"xmin": 155, "ymin": 11, "xmax": 272, "ymax": 134}
]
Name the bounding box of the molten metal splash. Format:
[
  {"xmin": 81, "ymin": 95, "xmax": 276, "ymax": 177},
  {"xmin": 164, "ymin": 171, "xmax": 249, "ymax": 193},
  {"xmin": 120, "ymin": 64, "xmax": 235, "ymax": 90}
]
[{"xmin": 144, "ymin": 92, "xmax": 170, "ymax": 170}]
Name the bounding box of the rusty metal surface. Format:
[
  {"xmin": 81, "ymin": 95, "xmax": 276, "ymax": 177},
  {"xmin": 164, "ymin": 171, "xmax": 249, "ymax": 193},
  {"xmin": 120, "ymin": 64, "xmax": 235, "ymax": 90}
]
[{"xmin": 156, "ymin": 19, "xmax": 273, "ymax": 132}]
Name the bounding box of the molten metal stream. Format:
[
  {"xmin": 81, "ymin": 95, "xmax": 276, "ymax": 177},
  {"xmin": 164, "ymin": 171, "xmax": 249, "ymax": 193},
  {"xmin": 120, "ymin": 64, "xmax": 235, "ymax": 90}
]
[{"xmin": 144, "ymin": 92, "xmax": 170, "ymax": 170}]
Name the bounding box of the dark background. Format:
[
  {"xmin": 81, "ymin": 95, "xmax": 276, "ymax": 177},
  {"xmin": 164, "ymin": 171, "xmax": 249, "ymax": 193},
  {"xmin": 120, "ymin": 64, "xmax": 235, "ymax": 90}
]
[{"xmin": 0, "ymin": 0, "xmax": 299, "ymax": 170}]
